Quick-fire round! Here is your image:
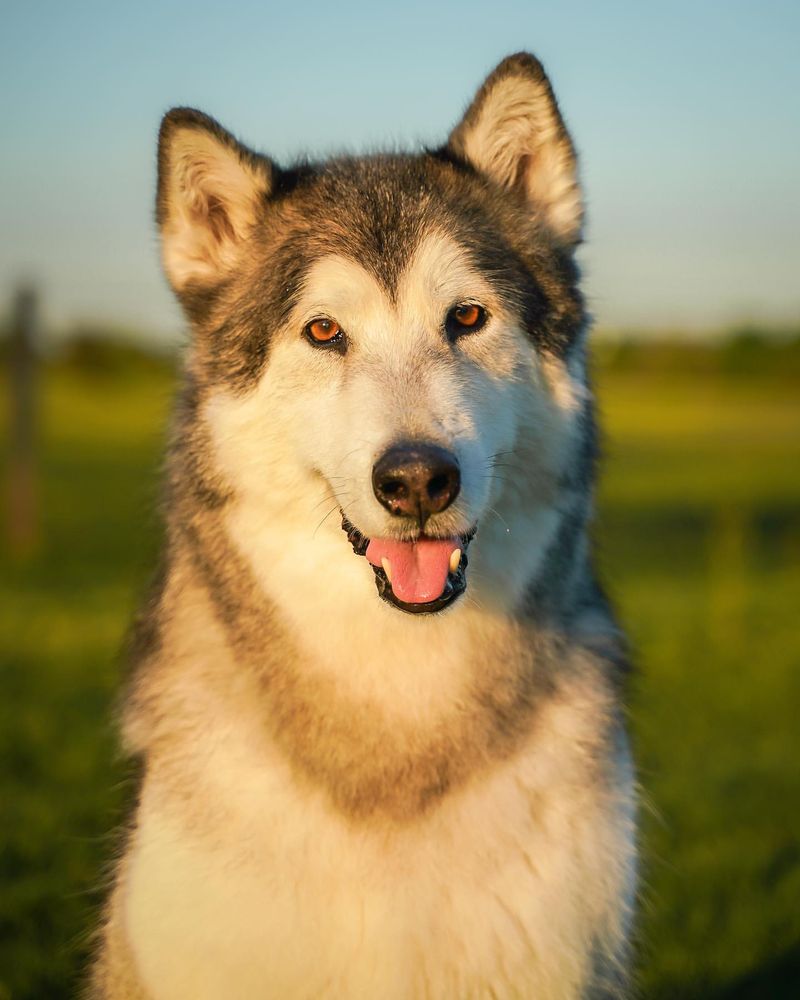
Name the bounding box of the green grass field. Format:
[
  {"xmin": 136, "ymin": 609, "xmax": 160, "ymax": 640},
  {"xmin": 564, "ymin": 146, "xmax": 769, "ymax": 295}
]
[{"xmin": 1, "ymin": 339, "xmax": 799, "ymax": 998}]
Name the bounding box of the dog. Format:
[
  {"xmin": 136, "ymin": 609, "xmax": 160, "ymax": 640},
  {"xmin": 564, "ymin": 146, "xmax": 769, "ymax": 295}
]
[{"xmin": 91, "ymin": 52, "xmax": 636, "ymax": 999}]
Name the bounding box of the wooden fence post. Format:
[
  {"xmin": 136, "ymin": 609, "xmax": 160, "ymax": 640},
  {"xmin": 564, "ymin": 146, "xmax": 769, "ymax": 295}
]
[{"xmin": 7, "ymin": 284, "xmax": 40, "ymax": 559}]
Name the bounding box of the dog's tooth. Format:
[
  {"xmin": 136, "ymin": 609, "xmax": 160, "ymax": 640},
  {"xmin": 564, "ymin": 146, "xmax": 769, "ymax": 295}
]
[
  {"xmin": 381, "ymin": 557, "xmax": 393, "ymax": 583},
  {"xmin": 449, "ymin": 549, "xmax": 462, "ymax": 574}
]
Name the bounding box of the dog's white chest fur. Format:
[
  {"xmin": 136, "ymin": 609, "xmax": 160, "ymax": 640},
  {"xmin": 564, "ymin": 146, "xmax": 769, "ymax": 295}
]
[{"xmin": 122, "ymin": 675, "xmax": 633, "ymax": 1000}]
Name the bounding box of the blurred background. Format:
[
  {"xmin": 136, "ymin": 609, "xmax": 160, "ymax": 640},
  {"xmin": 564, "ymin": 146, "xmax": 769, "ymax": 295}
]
[{"xmin": 1, "ymin": 1, "xmax": 799, "ymax": 997}]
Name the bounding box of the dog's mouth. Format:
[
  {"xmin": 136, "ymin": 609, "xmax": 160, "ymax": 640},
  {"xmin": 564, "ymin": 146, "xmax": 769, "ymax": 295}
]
[{"xmin": 341, "ymin": 514, "xmax": 475, "ymax": 615}]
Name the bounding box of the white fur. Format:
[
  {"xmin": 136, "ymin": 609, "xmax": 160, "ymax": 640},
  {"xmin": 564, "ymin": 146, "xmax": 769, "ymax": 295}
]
[{"xmin": 124, "ymin": 653, "xmax": 634, "ymax": 1000}]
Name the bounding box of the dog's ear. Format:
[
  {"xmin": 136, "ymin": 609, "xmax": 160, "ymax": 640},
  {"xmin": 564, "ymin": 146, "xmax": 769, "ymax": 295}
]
[
  {"xmin": 157, "ymin": 108, "xmax": 274, "ymax": 292},
  {"xmin": 447, "ymin": 53, "xmax": 582, "ymax": 247}
]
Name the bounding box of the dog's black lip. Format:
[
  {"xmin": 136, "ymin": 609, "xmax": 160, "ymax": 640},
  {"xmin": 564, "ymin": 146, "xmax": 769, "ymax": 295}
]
[
  {"xmin": 340, "ymin": 513, "xmax": 476, "ymax": 615},
  {"xmin": 341, "ymin": 516, "xmax": 370, "ymax": 556}
]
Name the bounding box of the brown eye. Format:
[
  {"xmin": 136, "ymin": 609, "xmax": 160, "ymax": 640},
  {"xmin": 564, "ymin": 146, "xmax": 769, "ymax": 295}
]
[
  {"xmin": 305, "ymin": 317, "xmax": 344, "ymax": 347},
  {"xmin": 445, "ymin": 303, "xmax": 487, "ymax": 339}
]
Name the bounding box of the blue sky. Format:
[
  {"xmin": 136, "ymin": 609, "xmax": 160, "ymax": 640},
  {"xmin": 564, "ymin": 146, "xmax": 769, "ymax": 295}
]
[{"xmin": 2, "ymin": 0, "xmax": 798, "ymax": 340}]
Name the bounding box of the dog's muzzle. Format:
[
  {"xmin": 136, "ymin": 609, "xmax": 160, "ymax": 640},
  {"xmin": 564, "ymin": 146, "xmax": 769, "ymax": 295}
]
[{"xmin": 335, "ymin": 441, "xmax": 473, "ymax": 614}]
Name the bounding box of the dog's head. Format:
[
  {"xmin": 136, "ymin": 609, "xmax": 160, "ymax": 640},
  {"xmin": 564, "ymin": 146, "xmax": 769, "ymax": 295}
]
[{"xmin": 157, "ymin": 54, "xmax": 591, "ymax": 619}]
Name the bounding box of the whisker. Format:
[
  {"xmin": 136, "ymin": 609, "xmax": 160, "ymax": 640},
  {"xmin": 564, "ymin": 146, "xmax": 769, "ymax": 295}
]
[
  {"xmin": 332, "ymin": 440, "xmax": 374, "ymax": 474},
  {"xmin": 310, "ymin": 490, "xmax": 351, "ymax": 514},
  {"xmin": 490, "ymin": 461, "xmax": 526, "ymax": 475},
  {"xmin": 312, "ymin": 504, "xmax": 342, "ymax": 538},
  {"xmin": 485, "ymin": 505, "xmax": 511, "ymax": 533}
]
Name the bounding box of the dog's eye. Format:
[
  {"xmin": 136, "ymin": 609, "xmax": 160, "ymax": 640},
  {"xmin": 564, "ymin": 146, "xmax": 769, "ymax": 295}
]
[
  {"xmin": 305, "ymin": 318, "xmax": 345, "ymax": 348},
  {"xmin": 445, "ymin": 303, "xmax": 488, "ymax": 339}
]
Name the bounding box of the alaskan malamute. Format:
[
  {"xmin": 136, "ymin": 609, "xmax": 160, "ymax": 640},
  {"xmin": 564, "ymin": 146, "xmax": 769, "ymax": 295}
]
[{"xmin": 92, "ymin": 52, "xmax": 636, "ymax": 999}]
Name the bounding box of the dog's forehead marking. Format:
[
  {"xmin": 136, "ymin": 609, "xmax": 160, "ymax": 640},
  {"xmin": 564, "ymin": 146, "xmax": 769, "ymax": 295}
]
[
  {"xmin": 397, "ymin": 232, "xmax": 492, "ymax": 310},
  {"xmin": 296, "ymin": 233, "xmax": 491, "ymax": 335},
  {"xmin": 299, "ymin": 254, "xmax": 391, "ymax": 324}
]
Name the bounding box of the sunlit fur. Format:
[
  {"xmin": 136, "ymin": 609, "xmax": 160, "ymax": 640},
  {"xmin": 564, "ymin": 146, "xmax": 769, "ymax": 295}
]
[
  {"xmin": 91, "ymin": 52, "xmax": 637, "ymax": 1000},
  {"xmin": 449, "ymin": 67, "xmax": 583, "ymax": 246}
]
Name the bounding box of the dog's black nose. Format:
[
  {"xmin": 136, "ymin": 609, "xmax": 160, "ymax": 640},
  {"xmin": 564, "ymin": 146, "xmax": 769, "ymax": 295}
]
[{"xmin": 372, "ymin": 442, "xmax": 460, "ymax": 527}]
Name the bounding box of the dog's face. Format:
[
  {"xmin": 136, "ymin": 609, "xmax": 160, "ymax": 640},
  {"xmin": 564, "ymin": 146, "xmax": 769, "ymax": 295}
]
[{"xmin": 157, "ymin": 54, "xmax": 590, "ymax": 618}]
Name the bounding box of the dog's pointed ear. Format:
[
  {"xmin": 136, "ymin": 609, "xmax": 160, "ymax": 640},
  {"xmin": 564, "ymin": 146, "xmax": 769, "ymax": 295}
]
[
  {"xmin": 157, "ymin": 108, "xmax": 274, "ymax": 292},
  {"xmin": 447, "ymin": 53, "xmax": 583, "ymax": 247}
]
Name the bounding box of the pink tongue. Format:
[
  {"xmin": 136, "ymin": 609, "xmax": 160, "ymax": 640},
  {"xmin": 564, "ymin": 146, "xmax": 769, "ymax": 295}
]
[{"xmin": 366, "ymin": 537, "xmax": 459, "ymax": 604}]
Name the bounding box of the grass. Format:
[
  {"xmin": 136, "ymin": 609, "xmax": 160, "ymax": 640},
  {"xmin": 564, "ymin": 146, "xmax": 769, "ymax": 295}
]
[
  {"xmin": 592, "ymin": 360, "xmax": 800, "ymax": 997},
  {"xmin": 1, "ymin": 339, "xmax": 799, "ymax": 997}
]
